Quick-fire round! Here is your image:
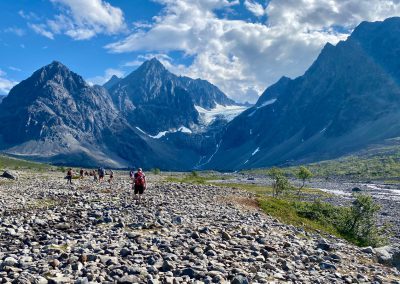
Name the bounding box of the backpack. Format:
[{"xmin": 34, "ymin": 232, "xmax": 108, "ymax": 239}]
[{"xmin": 135, "ymin": 172, "xmax": 145, "ymax": 186}]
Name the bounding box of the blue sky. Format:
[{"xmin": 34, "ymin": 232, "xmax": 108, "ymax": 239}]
[{"xmin": 1, "ymin": 0, "xmax": 400, "ymax": 102}]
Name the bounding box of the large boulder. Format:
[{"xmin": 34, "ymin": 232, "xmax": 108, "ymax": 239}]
[
  {"xmin": 1, "ymin": 170, "xmax": 19, "ymax": 180},
  {"xmin": 375, "ymin": 245, "xmax": 400, "ymax": 269}
]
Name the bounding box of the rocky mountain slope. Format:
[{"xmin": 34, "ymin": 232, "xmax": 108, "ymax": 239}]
[
  {"xmin": 206, "ymin": 17, "xmax": 400, "ymax": 170},
  {"xmin": 0, "ymin": 61, "xmax": 128, "ymax": 167},
  {"xmin": 0, "ymin": 171, "xmax": 399, "ymax": 283},
  {"xmin": 0, "ymin": 60, "xmax": 245, "ymax": 169},
  {"xmin": 108, "ymin": 58, "xmax": 238, "ymax": 136},
  {"xmin": 0, "ymin": 95, "xmax": 6, "ymax": 104}
]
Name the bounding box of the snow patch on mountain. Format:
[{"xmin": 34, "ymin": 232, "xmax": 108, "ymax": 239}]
[
  {"xmin": 252, "ymin": 147, "xmax": 260, "ymax": 156},
  {"xmin": 248, "ymin": 99, "xmax": 277, "ymax": 117},
  {"xmin": 259, "ymin": 99, "xmax": 277, "ymax": 108},
  {"xmin": 195, "ymin": 104, "xmax": 248, "ymax": 126},
  {"xmin": 137, "ymin": 126, "xmax": 193, "ymax": 139}
]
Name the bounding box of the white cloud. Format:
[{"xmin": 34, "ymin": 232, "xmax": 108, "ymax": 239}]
[
  {"xmin": 29, "ymin": 23, "xmax": 54, "ymax": 39},
  {"xmin": 244, "ymin": 0, "xmax": 265, "ymax": 17},
  {"xmin": 8, "ymin": 66, "xmax": 22, "ymax": 72},
  {"xmin": 105, "ymin": 0, "xmax": 400, "ymax": 103},
  {"xmin": 4, "ymin": 27, "xmax": 26, "ymax": 37},
  {"xmin": 27, "ymin": 0, "xmax": 126, "ymax": 40},
  {"xmin": 87, "ymin": 68, "xmax": 125, "ymax": 86},
  {"xmin": 18, "ymin": 10, "xmax": 40, "ymax": 21},
  {"xmin": 0, "ymin": 70, "xmax": 18, "ymax": 95}
]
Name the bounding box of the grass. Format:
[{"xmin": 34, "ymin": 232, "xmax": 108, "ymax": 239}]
[
  {"xmin": 258, "ymin": 197, "xmax": 339, "ymax": 235},
  {"xmin": 257, "ymin": 196, "xmax": 377, "ymax": 246},
  {"xmin": 0, "ymin": 155, "xmax": 51, "ymax": 171},
  {"xmin": 245, "ymin": 146, "xmax": 400, "ymax": 181},
  {"xmin": 164, "ymin": 171, "xmax": 233, "ymax": 184},
  {"xmin": 212, "ymin": 182, "xmax": 332, "ymax": 199}
]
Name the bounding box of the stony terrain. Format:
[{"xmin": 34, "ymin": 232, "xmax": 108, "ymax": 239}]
[
  {"xmin": 216, "ymin": 174, "xmax": 400, "ymax": 245},
  {"xmin": 0, "ymin": 171, "xmax": 399, "ymax": 284}
]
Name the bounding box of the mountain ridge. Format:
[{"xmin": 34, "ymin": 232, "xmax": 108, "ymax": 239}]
[{"xmin": 205, "ymin": 17, "xmax": 400, "ymax": 170}]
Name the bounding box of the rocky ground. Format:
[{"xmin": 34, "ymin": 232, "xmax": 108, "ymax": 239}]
[
  {"xmin": 215, "ymin": 174, "xmax": 400, "ymax": 245},
  {"xmin": 0, "ymin": 171, "xmax": 399, "ymax": 284}
]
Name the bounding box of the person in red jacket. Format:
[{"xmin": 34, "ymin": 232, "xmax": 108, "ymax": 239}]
[{"xmin": 133, "ymin": 168, "xmax": 146, "ymax": 203}]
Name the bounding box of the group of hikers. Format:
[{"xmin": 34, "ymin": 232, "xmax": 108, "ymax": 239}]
[{"xmin": 65, "ymin": 167, "xmax": 147, "ymax": 201}]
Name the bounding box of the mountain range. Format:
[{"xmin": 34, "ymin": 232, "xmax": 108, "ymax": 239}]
[
  {"xmin": 0, "ymin": 58, "xmax": 246, "ymax": 169},
  {"xmin": 0, "ymin": 17, "xmax": 399, "ymax": 170},
  {"xmin": 206, "ymin": 17, "xmax": 400, "ymax": 170}
]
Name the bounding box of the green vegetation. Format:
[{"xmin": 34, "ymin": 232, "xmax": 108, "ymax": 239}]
[
  {"xmin": 164, "ymin": 171, "xmax": 233, "ymax": 184},
  {"xmin": 151, "ymin": 168, "xmax": 161, "ymax": 175},
  {"xmin": 295, "ymin": 166, "xmax": 313, "ymax": 195},
  {"xmin": 245, "ymin": 148, "xmax": 400, "ymax": 180},
  {"xmin": 0, "ymin": 155, "xmax": 51, "ymax": 171},
  {"xmin": 267, "ymin": 167, "xmax": 293, "ymax": 197},
  {"xmin": 258, "ymin": 194, "xmax": 386, "ymax": 247}
]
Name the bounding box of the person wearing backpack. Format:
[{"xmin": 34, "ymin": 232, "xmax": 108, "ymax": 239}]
[
  {"xmin": 133, "ymin": 168, "xmax": 146, "ymax": 203},
  {"xmin": 98, "ymin": 167, "xmax": 105, "ymax": 182},
  {"xmin": 108, "ymin": 169, "xmax": 114, "ymax": 188},
  {"xmin": 66, "ymin": 168, "xmax": 73, "ymax": 185}
]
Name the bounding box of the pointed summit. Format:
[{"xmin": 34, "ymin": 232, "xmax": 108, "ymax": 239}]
[
  {"xmin": 29, "ymin": 60, "xmax": 86, "ymax": 88},
  {"xmin": 135, "ymin": 57, "xmax": 168, "ymax": 76},
  {"xmin": 103, "ymin": 74, "xmax": 122, "ymax": 90}
]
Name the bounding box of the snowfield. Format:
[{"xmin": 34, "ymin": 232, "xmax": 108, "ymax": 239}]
[
  {"xmin": 195, "ymin": 104, "xmax": 248, "ymax": 126},
  {"xmin": 137, "ymin": 126, "xmax": 192, "ymax": 139}
]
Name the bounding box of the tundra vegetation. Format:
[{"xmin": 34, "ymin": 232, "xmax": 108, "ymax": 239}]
[{"xmin": 167, "ymin": 166, "xmax": 388, "ymax": 247}]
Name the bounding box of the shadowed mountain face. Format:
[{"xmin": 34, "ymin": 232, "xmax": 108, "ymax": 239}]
[
  {"xmin": 0, "ymin": 95, "xmax": 6, "ymax": 104},
  {"xmin": 0, "ymin": 61, "xmax": 118, "ymax": 145},
  {"xmin": 103, "ymin": 75, "xmax": 122, "ymax": 90},
  {"xmin": 206, "ymin": 17, "xmax": 400, "ymax": 170},
  {"xmin": 108, "ymin": 58, "xmax": 236, "ymax": 135},
  {"xmin": 0, "ymin": 61, "xmax": 128, "ymax": 167},
  {"xmin": 0, "ymin": 60, "xmax": 243, "ymax": 169}
]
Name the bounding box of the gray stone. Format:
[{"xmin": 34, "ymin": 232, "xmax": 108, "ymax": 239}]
[
  {"xmin": 2, "ymin": 170, "xmax": 18, "ymax": 180},
  {"xmin": 231, "ymin": 275, "xmax": 249, "ymax": 284}
]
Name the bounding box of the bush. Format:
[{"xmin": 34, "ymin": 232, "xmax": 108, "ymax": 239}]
[
  {"xmin": 339, "ymin": 194, "xmax": 386, "ymax": 247},
  {"xmin": 151, "ymin": 168, "xmax": 161, "ymax": 175},
  {"xmin": 261, "ymin": 194, "xmax": 387, "ymax": 247},
  {"xmin": 267, "ymin": 167, "xmax": 291, "ymax": 197},
  {"xmin": 295, "ymin": 166, "xmax": 313, "ymax": 194},
  {"xmin": 190, "ymin": 171, "xmax": 199, "ymax": 177}
]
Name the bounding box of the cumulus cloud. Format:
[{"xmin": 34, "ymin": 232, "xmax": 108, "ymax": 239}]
[
  {"xmin": 0, "ymin": 70, "xmax": 18, "ymax": 95},
  {"xmin": 27, "ymin": 0, "xmax": 126, "ymax": 40},
  {"xmin": 244, "ymin": 0, "xmax": 265, "ymax": 17},
  {"xmin": 105, "ymin": 0, "xmax": 400, "ymax": 103},
  {"xmin": 87, "ymin": 68, "xmax": 125, "ymax": 86}
]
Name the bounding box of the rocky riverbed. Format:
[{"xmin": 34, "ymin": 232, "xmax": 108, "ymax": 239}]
[{"xmin": 0, "ymin": 171, "xmax": 399, "ymax": 283}]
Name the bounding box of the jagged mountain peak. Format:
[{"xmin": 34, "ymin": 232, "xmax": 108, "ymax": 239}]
[
  {"xmin": 134, "ymin": 57, "xmax": 168, "ymax": 77},
  {"xmin": 103, "ymin": 74, "xmax": 122, "ymax": 90},
  {"xmin": 29, "ymin": 60, "xmax": 87, "ymax": 89}
]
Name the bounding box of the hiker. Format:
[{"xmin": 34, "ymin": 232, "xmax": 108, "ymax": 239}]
[
  {"xmin": 66, "ymin": 168, "xmax": 73, "ymax": 185},
  {"xmin": 133, "ymin": 168, "xmax": 146, "ymax": 202},
  {"xmin": 133, "ymin": 168, "xmax": 146, "ymax": 203},
  {"xmin": 129, "ymin": 168, "xmax": 135, "ymax": 180},
  {"xmin": 93, "ymin": 170, "xmax": 98, "ymax": 181},
  {"xmin": 79, "ymin": 168, "xmax": 84, "ymax": 179},
  {"xmin": 98, "ymin": 167, "xmax": 105, "ymax": 182},
  {"xmin": 108, "ymin": 169, "xmax": 114, "ymax": 187}
]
